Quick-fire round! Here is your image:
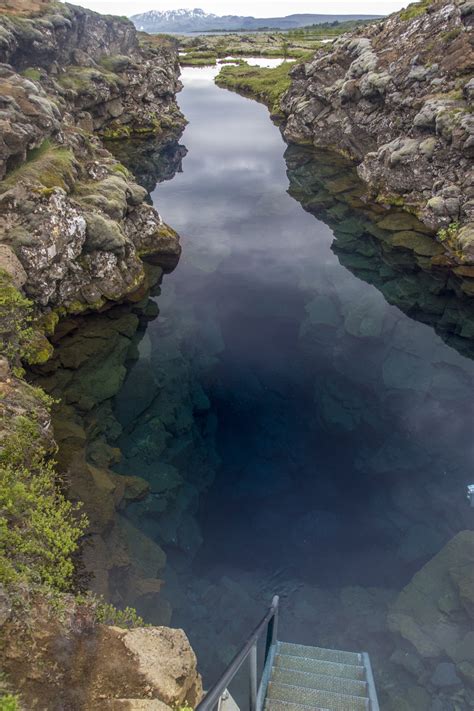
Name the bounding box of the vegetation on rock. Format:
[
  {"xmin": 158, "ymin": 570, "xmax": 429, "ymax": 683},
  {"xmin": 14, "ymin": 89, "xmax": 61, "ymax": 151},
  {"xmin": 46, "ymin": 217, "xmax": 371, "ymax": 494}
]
[
  {"xmin": 0, "ymin": 408, "xmax": 87, "ymax": 590},
  {"xmin": 215, "ymin": 61, "xmax": 295, "ymax": 115},
  {"xmin": 0, "ymin": 142, "xmax": 76, "ymax": 194}
]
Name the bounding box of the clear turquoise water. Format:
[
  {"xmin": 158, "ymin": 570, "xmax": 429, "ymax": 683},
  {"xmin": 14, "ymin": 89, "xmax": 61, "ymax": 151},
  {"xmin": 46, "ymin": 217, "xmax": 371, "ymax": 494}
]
[{"xmin": 113, "ymin": 67, "xmax": 474, "ymax": 705}]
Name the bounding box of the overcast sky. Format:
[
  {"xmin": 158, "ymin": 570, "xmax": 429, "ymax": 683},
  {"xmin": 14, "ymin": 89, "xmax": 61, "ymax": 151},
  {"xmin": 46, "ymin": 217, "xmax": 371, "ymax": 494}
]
[{"xmin": 71, "ymin": 0, "xmax": 408, "ymax": 18}]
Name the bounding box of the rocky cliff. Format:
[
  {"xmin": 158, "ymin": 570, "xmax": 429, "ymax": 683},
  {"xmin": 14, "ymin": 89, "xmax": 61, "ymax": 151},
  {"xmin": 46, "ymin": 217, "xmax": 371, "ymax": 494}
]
[
  {"xmin": 281, "ymin": 0, "xmax": 474, "ymax": 264},
  {"xmin": 0, "ymin": 2, "xmax": 186, "ymax": 319},
  {"xmin": 0, "ymin": 4, "xmax": 202, "ymax": 708}
]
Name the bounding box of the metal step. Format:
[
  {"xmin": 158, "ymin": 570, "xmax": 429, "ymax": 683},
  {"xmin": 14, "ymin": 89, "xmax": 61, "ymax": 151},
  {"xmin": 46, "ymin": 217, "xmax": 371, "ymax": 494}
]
[
  {"xmin": 267, "ymin": 682, "xmax": 369, "ymax": 711},
  {"xmin": 274, "ymin": 655, "xmax": 366, "ymax": 681},
  {"xmin": 265, "ymin": 701, "xmax": 331, "ymax": 711},
  {"xmin": 278, "ymin": 642, "xmax": 361, "ymax": 667},
  {"xmin": 271, "ymin": 668, "xmax": 368, "ymax": 697}
]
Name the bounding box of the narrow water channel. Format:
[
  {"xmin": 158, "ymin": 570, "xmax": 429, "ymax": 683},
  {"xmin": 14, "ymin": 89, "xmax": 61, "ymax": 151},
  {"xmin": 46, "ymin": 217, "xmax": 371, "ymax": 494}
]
[{"xmin": 112, "ymin": 66, "xmax": 474, "ymax": 706}]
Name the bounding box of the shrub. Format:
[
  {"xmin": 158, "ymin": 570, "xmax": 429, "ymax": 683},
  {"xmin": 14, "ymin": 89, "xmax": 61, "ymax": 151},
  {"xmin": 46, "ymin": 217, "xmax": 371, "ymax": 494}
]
[
  {"xmin": 0, "ymin": 270, "xmax": 34, "ymax": 365},
  {"xmin": 0, "ymin": 271, "xmax": 53, "ymax": 367},
  {"xmin": 0, "ymin": 415, "xmax": 87, "ymax": 590},
  {"xmin": 94, "ymin": 599, "xmax": 147, "ymax": 628},
  {"xmin": 0, "ymin": 694, "xmax": 19, "ymax": 711}
]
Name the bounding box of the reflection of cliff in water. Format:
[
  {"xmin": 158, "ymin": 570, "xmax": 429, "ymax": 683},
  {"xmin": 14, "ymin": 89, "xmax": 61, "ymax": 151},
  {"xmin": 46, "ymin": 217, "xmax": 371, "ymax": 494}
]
[
  {"xmin": 27, "ymin": 134, "xmax": 192, "ymax": 617},
  {"xmin": 285, "ymin": 145, "xmax": 474, "ymax": 361},
  {"xmin": 106, "ymin": 136, "xmax": 188, "ymax": 195}
]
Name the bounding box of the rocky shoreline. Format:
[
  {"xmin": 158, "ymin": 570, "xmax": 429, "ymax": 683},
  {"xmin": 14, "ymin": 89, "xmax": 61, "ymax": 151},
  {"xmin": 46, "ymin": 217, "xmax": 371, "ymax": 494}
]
[
  {"xmin": 0, "ymin": 3, "xmax": 202, "ymax": 709},
  {"xmin": 281, "ymin": 0, "xmax": 474, "ymax": 260}
]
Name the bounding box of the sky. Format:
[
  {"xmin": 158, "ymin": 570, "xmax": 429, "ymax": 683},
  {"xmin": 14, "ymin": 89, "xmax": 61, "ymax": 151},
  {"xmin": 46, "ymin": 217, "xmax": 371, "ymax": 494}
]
[{"xmin": 70, "ymin": 0, "xmax": 408, "ymax": 19}]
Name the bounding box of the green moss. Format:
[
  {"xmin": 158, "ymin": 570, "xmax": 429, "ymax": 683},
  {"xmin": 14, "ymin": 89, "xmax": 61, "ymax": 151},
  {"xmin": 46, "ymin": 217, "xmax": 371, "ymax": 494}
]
[
  {"xmin": 215, "ymin": 61, "xmax": 295, "ymax": 114},
  {"xmin": 59, "ymin": 297, "xmax": 105, "ymax": 316},
  {"xmin": 100, "ymin": 125, "xmax": 132, "ymax": 140},
  {"xmin": 21, "ymin": 67, "xmax": 41, "ymax": 81},
  {"xmin": 399, "ymin": 0, "xmax": 432, "ymax": 21},
  {"xmin": 0, "ymin": 140, "xmax": 76, "ymax": 193},
  {"xmin": 57, "ymin": 65, "xmax": 126, "ymax": 95},
  {"xmin": 0, "ymin": 694, "xmax": 19, "ymax": 711},
  {"xmin": 23, "ymin": 331, "xmax": 54, "ymax": 365},
  {"xmin": 0, "ymin": 270, "xmax": 55, "ymax": 368},
  {"xmin": 111, "ymin": 163, "xmax": 130, "ymax": 178},
  {"xmin": 437, "ymin": 220, "xmax": 460, "ymax": 243},
  {"xmin": 0, "ymin": 270, "xmax": 33, "ymax": 364},
  {"xmin": 376, "ymin": 193, "xmax": 406, "ymax": 207},
  {"xmin": 100, "ymin": 114, "xmax": 163, "ymax": 141},
  {"xmin": 99, "ymin": 54, "xmax": 131, "ymax": 72}
]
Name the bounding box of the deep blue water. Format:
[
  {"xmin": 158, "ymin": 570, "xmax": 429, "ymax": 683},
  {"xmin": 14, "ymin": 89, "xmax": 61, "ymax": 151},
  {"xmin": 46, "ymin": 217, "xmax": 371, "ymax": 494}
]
[{"xmin": 113, "ymin": 67, "xmax": 474, "ymax": 702}]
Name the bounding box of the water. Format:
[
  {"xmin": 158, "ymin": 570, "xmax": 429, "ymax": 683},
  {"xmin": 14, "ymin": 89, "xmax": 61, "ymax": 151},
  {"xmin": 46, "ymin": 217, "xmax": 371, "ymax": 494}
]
[{"xmin": 112, "ymin": 67, "xmax": 474, "ymax": 707}]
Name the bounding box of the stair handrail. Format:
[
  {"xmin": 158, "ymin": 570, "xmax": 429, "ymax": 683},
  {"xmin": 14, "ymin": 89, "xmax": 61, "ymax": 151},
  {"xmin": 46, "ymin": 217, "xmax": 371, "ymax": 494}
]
[{"xmin": 195, "ymin": 595, "xmax": 280, "ymax": 711}]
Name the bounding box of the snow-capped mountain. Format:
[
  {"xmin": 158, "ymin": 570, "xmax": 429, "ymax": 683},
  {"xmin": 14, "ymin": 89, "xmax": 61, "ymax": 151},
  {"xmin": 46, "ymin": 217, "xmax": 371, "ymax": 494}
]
[{"xmin": 130, "ymin": 8, "xmax": 381, "ymax": 33}]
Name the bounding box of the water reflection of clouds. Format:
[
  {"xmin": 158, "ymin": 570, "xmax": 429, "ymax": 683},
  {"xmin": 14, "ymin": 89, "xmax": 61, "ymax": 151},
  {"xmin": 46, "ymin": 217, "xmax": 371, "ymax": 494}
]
[
  {"xmin": 154, "ymin": 63, "xmax": 474, "ymax": 546},
  {"xmin": 127, "ymin": 66, "xmax": 474, "ymax": 688}
]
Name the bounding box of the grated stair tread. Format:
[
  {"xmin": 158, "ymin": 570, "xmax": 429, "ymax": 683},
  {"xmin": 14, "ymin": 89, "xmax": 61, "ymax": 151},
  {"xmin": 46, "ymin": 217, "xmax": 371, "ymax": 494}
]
[
  {"xmin": 274, "ymin": 655, "xmax": 365, "ymax": 680},
  {"xmin": 278, "ymin": 642, "xmax": 361, "ymax": 667},
  {"xmin": 267, "ymin": 682, "xmax": 369, "ymax": 711},
  {"xmin": 265, "ymin": 702, "xmax": 332, "ymax": 711},
  {"xmin": 271, "ymin": 668, "xmax": 368, "ymax": 697}
]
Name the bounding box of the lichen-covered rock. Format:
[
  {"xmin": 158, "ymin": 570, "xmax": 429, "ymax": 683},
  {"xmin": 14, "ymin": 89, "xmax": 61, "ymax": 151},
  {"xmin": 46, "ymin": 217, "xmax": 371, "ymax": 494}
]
[
  {"xmin": 0, "ymin": 1, "xmax": 185, "ymax": 319},
  {"xmin": 0, "ymin": 64, "xmax": 62, "ymax": 181},
  {"xmin": 281, "ymin": 0, "xmax": 474, "ymax": 260},
  {"xmin": 118, "ymin": 627, "xmax": 203, "ymax": 707}
]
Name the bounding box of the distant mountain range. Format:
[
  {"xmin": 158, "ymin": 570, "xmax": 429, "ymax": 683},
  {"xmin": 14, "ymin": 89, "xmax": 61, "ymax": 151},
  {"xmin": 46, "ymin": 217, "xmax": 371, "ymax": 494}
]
[{"xmin": 130, "ymin": 8, "xmax": 382, "ymax": 33}]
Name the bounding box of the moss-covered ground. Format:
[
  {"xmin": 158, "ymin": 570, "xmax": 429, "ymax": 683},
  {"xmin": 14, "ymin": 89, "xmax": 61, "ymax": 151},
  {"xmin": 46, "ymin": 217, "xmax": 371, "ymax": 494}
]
[
  {"xmin": 215, "ymin": 60, "xmax": 295, "ymax": 115},
  {"xmin": 0, "ymin": 140, "xmax": 76, "ymax": 193}
]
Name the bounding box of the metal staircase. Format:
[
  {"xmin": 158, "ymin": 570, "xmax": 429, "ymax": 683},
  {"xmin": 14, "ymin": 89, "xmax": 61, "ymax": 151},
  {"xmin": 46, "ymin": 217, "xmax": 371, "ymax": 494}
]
[{"xmin": 195, "ymin": 597, "xmax": 379, "ymax": 711}]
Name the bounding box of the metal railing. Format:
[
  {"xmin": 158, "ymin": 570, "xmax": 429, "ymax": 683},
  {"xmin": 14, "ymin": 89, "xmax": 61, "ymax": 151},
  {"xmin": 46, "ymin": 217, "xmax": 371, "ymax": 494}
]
[{"xmin": 195, "ymin": 595, "xmax": 280, "ymax": 711}]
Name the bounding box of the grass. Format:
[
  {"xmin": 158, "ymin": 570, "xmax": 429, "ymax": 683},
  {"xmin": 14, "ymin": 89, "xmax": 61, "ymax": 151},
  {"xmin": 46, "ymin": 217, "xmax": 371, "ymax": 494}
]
[
  {"xmin": 399, "ymin": 0, "xmax": 432, "ymax": 21},
  {"xmin": 180, "ymin": 52, "xmax": 217, "ymax": 66},
  {"xmin": 21, "ymin": 67, "xmax": 41, "ymax": 81},
  {"xmin": 0, "ymin": 140, "xmax": 76, "ymax": 193},
  {"xmin": 215, "ymin": 61, "xmax": 295, "ymax": 115}
]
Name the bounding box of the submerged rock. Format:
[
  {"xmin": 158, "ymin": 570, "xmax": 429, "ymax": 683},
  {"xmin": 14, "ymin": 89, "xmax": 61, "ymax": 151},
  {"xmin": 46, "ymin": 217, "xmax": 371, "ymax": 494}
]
[{"xmin": 388, "ymin": 531, "xmax": 474, "ymax": 682}]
